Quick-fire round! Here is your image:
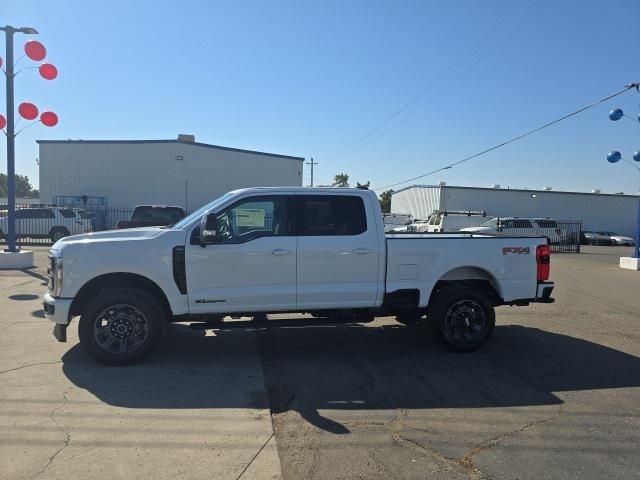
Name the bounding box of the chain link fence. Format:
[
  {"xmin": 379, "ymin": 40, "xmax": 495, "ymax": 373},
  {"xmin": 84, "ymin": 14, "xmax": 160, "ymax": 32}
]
[
  {"xmin": 494, "ymin": 219, "xmax": 583, "ymax": 253},
  {"xmin": 0, "ymin": 205, "xmax": 135, "ymax": 246}
]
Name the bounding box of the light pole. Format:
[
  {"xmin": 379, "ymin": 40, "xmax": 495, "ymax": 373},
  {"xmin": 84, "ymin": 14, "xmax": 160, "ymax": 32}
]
[
  {"xmin": 1, "ymin": 26, "xmax": 38, "ymax": 252},
  {"xmin": 606, "ymin": 150, "xmax": 640, "ymax": 260},
  {"xmin": 608, "ymin": 101, "xmax": 640, "ymax": 265},
  {"xmin": 1, "ymin": 26, "xmax": 58, "ymax": 256}
]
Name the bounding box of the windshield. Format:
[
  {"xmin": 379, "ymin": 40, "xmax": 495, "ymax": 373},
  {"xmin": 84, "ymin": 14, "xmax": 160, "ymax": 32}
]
[
  {"xmin": 171, "ymin": 192, "xmax": 235, "ymax": 229},
  {"xmin": 131, "ymin": 206, "xmax": 185, "ymax": 223},
  {"xmin": 480, "ymin": 218, "xmax": 498, "ymax": 228}
]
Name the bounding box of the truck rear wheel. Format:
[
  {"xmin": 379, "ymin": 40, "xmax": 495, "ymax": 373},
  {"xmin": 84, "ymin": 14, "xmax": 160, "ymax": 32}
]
[
  {"xmin": 79, "ymin": 287, "xmax": 167, "ymax": 365},
  {"xmin": 429, "ymin": 287, "xmax": 495, "ymax": 352}
]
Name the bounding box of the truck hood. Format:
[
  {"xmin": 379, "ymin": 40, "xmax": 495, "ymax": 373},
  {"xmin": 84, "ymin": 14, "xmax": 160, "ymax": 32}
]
[{"xmin": 53, "ymin": 227, "xmax": 164, "ymax": 247}]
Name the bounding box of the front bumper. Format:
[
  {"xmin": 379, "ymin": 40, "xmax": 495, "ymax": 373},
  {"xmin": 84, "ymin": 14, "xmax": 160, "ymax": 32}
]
[
  {"xmin": 43, "ymin": 293, "xmax": 73, "ymax": 342},
  {"xmin": 535, "ymin": 282, "xmax": 555, "ymax": 303}
]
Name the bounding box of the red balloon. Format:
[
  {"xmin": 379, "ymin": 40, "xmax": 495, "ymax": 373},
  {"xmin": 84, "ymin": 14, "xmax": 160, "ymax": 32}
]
[
  {"xmin": 0, "ymin": 115, "xmax": 6, "ymax": 129},
  {"xmin": 18, "ymin": 102, "xmax": 39, "ymax": 120},
  {"xmin": 40, "ymin": 111, "xmax": 58, "ymax": 127},
  {"xmin": 39, "ymin": 63, "xmax": 58, "ymax": 80},
  {"xmin": 24, "ymin": 40, "xmax": 46, "ymax": 61}
]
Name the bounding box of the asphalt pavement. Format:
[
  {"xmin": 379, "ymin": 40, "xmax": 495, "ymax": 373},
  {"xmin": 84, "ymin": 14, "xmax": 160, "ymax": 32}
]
[{"xmin": 1, "ymin": 245, "xmax": 639, "ymax": 479}]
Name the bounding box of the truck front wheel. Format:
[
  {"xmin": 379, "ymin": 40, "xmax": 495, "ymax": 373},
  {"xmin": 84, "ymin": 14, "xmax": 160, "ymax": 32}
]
[
  {"xmin": 429, "ymin": 287, "xmax": 495, "ymax": 352},
  {"xmin": 78, "ymin": 287, "xmax": 167, "ymax": 365}
]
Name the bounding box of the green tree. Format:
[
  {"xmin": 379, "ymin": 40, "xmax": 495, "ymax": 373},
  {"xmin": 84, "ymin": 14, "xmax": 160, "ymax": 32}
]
[
  {"xmin": 0, "ymin": 174, "xmax": 39, "ymax": 198},
  {"xmin": 332, "ymin": 173, "xmax": 350, "ymax": 188},
  {"xmin": 379, "ymin": 189, "xmax": 393, "ymax": 213}
]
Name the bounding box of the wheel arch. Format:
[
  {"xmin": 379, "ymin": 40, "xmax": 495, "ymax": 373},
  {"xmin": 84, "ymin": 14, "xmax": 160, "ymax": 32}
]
[
  {"xmin": 70, "ymin": 272, "xmax": 172, "ymax": 319},
  {"xmin": 429, "ymin": 266, "xmax": 502, "ymax": 306}
]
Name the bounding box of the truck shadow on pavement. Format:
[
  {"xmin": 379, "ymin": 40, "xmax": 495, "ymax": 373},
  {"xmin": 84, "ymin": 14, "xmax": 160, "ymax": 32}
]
[{"xmin": 61, "ymin": 322, "xmax": 640, "ymax": 434}]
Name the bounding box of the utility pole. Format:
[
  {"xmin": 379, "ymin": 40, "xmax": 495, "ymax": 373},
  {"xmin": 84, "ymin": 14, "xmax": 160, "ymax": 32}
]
[{"xmin": 306, "ymin": 157, "xmax": 318, "ymax": 187}]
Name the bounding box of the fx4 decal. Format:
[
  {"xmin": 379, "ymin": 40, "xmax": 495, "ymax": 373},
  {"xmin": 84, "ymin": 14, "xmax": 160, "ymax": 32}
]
[{"xmin": 502, "ymin": 246, "xmax": 531, "ymax": 255}]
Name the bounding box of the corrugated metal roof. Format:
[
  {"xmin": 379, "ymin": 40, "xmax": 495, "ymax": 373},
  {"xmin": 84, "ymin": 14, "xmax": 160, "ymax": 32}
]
[
  {"xmin": 35, "ymin": 139, "xmax": 305, "ymax": 161},
  {"xmin": 395, "ymin": 184, "xmax": 638, "ymax": 198}
]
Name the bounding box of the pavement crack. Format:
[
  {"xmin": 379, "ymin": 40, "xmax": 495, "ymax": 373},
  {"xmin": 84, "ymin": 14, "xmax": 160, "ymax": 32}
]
[
  {"xmin": 389, "ymin": 407, "xmax": 562, "ymax": 479},
  {"xmin": 516, "ymin": 368, "xmax": 569, "ymax": 386},
  {"xmin": 31, "ymin": 390, "xmax": 71, "ymax": 479},
  {"xmin": 234, "ymin": 432, "xmax": 275, "ymax": 480},
  {"xmin": 0, "ymin": 322, "xmax": 18, "ymax": 333},
  {"xmin": 459, "ymin": 407, "xmax": 563, "ymax": 475},
  {"xmin": 0, "ymin": 360, "xmax": 62, "ymax": 375}
]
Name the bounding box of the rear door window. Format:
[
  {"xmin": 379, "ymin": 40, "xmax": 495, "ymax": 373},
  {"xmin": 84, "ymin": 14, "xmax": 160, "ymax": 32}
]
[
  {"xmin": 59, "ymin": 209, "xmax": 76, "ymax": 218},
  {"xmin": 536, "ymin": 219, "xmax": 558, "ymax": 228},
  {"xmin": 503, "ymin": 219, "xmax": 533, "ymax": 229},
  {"xmin": 296, "ymin": 195, "xmax": 367, "ymax": 236},
  {"xmin": 15, "ymin": 208, "xmax": 55, "ymax": 219}
]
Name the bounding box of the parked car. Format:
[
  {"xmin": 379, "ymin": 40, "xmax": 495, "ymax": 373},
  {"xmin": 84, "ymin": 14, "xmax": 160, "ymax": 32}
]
[
  {"xmin": 425, "ymin": 210, "xmax": 488, "ymax": 233},
  {"xmin": 461, "ymin": 217, "xmax": 567, "ymax": 244},
  {"xmin": 115, "ymin": 205, "xmax": 186, "ymax": 229},
  {"xmin": 581, "ymin": 231, "xmax": 615, "ymax": 246},
  {"xmin": 0, "ymin": 207, "xmax": 92, "ymax": 242},
  {"xmin": 595, "ymin": 231, "xmax": 635, "ymax": 246},
  {"xmin": 44, "ymin": 187, "xmax": 554, "ymax": 365}
]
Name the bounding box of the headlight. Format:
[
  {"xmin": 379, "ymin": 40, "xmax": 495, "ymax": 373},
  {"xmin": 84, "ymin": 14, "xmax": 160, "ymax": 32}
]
[
  {"xmin": 54, "ymin": 258, "xmax": 64, "ymax": 297},
  {"xmin": 48, "ymin": 255, "xmax": 64, "ymax": 297}
]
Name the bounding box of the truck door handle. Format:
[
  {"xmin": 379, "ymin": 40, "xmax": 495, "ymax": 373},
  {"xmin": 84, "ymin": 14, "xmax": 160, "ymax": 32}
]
[
  {"xmin": 351, "ymin": 248, "xmax": 375, "ymax": 254},
  {"xmin": 270, "ymin": 249, "xmax": 291, "ymax": 256}
]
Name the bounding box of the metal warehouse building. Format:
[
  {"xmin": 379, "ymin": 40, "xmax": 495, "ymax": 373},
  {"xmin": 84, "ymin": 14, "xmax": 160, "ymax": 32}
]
[
  {"xmin": 37, "ymin": 135, "xmax": 304, "ymax": 211},
  {"xmin": 391, "ymin": 184, "xmax": 640, "ymax": 237}
]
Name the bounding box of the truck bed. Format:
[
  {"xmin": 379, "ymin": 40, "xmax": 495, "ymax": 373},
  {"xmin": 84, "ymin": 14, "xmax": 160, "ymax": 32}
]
[{"xmin": 385, "ymin": 233, "xmax": 548, "ymax": 306}]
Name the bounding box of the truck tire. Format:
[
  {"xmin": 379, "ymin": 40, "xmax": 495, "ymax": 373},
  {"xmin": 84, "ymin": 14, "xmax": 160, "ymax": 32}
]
[
  {"xmin": 429, "ymin": 287, "xmax": 495, "ymax": 352},
  {"xmin": 49, "ymin": 227, "xmax": 70, "ymax": 243},
  {"xmin": 78, "ymin": 287, "xmax": 167, "ymax": 365}
]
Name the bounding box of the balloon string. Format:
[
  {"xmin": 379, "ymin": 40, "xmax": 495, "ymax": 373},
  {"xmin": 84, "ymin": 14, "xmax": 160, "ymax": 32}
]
[
  {"xmin": 13, "ymin": 54, "xmax": 26, "ymax": 68},
  {"xmin": 14, "ymin": 120, "xmax": 41, "ymax": 137},
  {"xmin": 13, "ymin": 66, "xmax": 38, "ymax": 77}
]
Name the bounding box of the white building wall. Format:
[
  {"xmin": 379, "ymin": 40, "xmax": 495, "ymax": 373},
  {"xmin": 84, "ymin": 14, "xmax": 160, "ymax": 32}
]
[
  {"xmin": 38, "ymin": 141, "xmax": 303, "ymax": 210},
  {"xmin": 390, "ymin": 186, "xmax": 441, "ymax": 219},
  {"xmin": 391, "ymin": 185, "xmax": 639, "ymax": 237}
]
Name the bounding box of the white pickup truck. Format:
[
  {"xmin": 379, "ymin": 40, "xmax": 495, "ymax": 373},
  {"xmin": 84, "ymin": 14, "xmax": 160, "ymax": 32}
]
[{"xmin": 43, "ymin": 187, "xmax": 554, "ymax": 365}]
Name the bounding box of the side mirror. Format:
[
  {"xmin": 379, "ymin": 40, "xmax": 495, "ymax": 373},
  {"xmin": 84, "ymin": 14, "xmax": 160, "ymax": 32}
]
[{"xmin": 200, "ymin": 214, "xmax": 218, "ymax": 245}]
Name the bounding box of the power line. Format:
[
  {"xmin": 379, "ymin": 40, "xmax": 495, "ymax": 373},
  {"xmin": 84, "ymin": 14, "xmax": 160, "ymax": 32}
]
[
  {"xmin": 373, "ymin": 83, "xmax": 640, "ymax": 191},
  {"xmin": 322, "ymin": 0, "xmax": 539, "ymax": 162}
]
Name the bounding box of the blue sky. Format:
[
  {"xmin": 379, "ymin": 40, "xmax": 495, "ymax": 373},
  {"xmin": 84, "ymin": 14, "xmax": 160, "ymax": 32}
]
[{"xmin": 2, "ymin": 0, "xmax": 639, "ymax": 193}]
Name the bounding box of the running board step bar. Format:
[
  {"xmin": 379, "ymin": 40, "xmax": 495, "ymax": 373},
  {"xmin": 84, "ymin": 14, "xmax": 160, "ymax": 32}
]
[{"xmin": 188, "ymin": 316, "xmax": 375, "ymax": 331}]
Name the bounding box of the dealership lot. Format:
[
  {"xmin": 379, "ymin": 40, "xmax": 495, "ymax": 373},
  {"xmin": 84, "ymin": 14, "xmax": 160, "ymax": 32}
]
[{"xmin": 1, "ymin": 246, "xmax": 639, "ymax": 479}]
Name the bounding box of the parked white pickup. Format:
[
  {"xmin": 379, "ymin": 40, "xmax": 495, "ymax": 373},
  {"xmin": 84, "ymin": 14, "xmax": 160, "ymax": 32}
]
[{"xmin": 43, "ymin": 187, "xmax": 554, "ymax": 365}]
